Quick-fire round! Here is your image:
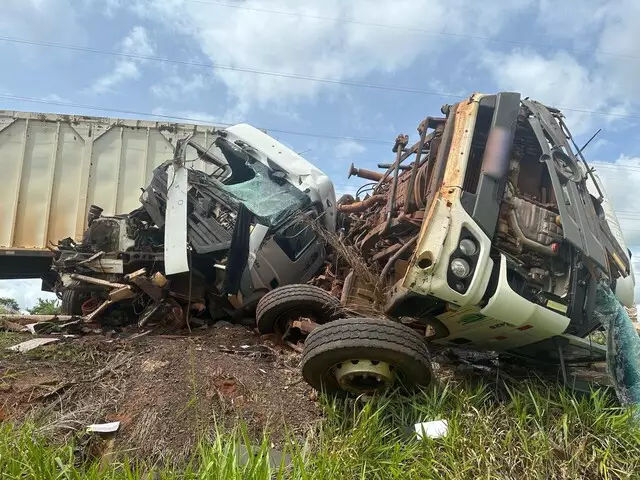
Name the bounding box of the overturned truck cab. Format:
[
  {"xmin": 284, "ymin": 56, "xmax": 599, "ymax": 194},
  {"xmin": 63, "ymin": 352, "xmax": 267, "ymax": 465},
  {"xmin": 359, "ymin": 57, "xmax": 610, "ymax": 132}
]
[
  {"xmin": 299, "ymin": 92, "xmax": 634, "ymax": 395},
  {"xmin": 54, "ymin": 124, "xmax": 335, "ymax": 327},
  {"xmin": 389, "ymin": 93, "xmax": 631, "ymax": 359}
]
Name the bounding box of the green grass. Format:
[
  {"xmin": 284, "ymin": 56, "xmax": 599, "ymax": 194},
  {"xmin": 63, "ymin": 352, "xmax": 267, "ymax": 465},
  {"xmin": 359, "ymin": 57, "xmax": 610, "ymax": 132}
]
[{"xmin": 1, "ymin": 380, "xmax": 639, "ymax": 479}]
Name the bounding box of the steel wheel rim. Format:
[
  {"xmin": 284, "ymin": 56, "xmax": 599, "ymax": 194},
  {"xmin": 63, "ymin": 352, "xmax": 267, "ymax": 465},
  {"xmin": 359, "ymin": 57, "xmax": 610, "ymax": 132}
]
[{"xmin": 333, "ymin": 359, "xmax": 397, "ymax": 394}]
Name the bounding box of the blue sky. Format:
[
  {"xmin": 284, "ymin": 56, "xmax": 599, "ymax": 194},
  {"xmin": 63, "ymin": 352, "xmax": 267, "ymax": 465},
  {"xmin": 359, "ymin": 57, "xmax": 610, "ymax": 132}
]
[{"xmin": 1, "ymin": 0, "xmax": 639, "ymax": 308}]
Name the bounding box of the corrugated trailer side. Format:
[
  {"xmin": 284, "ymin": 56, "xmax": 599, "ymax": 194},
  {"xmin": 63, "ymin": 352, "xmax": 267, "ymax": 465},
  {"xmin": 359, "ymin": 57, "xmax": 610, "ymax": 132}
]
[{"xmin": 0, "ymin": 110, "xmax": 221, "ymax": 279}]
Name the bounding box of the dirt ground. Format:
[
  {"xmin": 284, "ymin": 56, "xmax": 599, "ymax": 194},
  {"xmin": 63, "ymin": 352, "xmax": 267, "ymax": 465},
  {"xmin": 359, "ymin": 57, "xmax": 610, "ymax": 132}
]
[
  {"xmin": 0, "ymin": 324, "xmax": 320, "ymax": 460},
  {"xmin": 0, "ymin": 322, "xmax": 614, "ymax": 462}
]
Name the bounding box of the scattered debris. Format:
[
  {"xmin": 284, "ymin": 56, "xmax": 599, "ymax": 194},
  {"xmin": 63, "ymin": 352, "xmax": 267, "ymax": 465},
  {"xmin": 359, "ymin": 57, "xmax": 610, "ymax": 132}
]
[
  {"xmin": 87, "ymin": 421, "xmax": 121, "ymax": 434},
  {"xmin": 0, "ymin": 314, "xmax": 79, "ymax": 326},
  {"xmin": 8, "ymin": 338, "xmax": 60, "ymax": 352},
  {"xmin": 52, "ymin": 126, "xmax": 335, "ymax": 333},
  {"xmin": 413, "ymin": 420, "xmax": 449, "ymax": 440},
  {"xmin": 236, "ymin": 444, "xmax": 292, "ymax": 469}
]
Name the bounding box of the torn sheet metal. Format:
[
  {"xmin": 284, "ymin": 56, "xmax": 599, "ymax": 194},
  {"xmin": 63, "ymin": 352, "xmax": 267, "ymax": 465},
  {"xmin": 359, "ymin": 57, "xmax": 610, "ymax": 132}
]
[
  {"xmin": 164, "ymin": 163, "xmax": 190, "ymax": 275},
  {"xmin": 248, "ymin": 224, "xmax": 269, "ymax": 270},
  {"xmin": 84, "ymin": 258, "xmax": 124, "ymax": 274},
  {"xmin": 8, "ymin": 337, "xmax": 60, "ymax": 352}
]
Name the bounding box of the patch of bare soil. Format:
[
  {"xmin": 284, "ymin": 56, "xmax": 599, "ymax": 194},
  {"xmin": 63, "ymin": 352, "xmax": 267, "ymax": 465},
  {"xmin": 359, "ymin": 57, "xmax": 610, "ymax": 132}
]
[
  {"xmin": 0, "ymin": 325, "xmax": 320, "ymax": 461},
  {"xmin": 0, "ymin": 327, "xmax": 613, "ymax": 461}
]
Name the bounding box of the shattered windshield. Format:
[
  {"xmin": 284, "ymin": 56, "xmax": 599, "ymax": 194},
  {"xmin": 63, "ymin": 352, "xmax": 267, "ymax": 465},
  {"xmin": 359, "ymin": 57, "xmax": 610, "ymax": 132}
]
[{"xmin": 220, "ymin": 162, "xmax": 311, "ymax": 226}]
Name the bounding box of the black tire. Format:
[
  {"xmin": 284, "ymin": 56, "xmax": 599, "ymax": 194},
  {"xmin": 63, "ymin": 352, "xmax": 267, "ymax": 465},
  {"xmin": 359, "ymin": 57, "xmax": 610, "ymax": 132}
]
[
  {"xmin": 256, "ymin": 284, "xmax": 342, "ymax": 334},
  {"xmin": 301, "ymin": 317, "xmax": 432, "ymax": 395},
  {"xmin": 61, "ymin": 281, "xmax": 90, "ymax": 315}
]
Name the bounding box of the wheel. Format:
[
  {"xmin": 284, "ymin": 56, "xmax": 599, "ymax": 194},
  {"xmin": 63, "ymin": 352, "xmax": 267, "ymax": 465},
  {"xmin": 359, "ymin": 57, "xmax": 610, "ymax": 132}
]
[
  {"xmin": 61, "ymin": 281, "xmax": 91, "ymax": 315},
  {"xmin": 255, "ymin": 284, "xmax": 343, "ymax": 335},
  {"xmin": 551, "ymin": 148, "xmax": 581, "ymax": 182},
  {"xmin": 301, "ymin": 317, "xmax": 433, "ymax": 396}
]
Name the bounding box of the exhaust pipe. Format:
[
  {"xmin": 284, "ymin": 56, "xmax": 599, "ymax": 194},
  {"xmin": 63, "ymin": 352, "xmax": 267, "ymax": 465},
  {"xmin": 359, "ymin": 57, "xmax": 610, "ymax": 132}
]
[
  {"xmin": 347, "ymin": 162, "xmax": 386, "ymax": 182},
  {"xmin": 337, "ymin": 195, "xmax": 386, "ymax": 213}
]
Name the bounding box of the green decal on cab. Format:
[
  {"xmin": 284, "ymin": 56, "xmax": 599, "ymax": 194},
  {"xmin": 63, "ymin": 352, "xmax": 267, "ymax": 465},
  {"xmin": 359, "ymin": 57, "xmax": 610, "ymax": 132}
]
[{"xmin": 458, "ymin": 314, "xmax": 486, "ymax": 325}]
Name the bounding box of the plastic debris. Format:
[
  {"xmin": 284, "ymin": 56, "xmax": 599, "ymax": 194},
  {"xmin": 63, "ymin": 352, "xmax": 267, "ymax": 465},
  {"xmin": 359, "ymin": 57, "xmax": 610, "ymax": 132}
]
[
  {"xmin": 8, "ymin": 338, "xmax": 60, "ymax": 352},
  {"xmin": 414, "ymin": 420, "xmax": 449, "ymax": 440},
  {"xmin": 87, "ymin": 422, "xmax": 121, "ymax": 434}
]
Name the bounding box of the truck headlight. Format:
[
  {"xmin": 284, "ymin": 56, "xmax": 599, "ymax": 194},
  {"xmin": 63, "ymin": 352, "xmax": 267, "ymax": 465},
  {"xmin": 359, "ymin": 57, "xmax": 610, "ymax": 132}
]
[
  {"xmin": 458, "ymin": 238, "xmax": 478, "ymax": 256},
  {"xmin": 450, "ymin": 258, "xmax": 471, "ymax": 278}
]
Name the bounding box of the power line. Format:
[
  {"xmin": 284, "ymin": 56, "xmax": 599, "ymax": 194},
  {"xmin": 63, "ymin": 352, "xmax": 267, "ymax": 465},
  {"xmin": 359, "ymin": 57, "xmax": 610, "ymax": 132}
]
[
  {"xmin": 594, "ymin": 164, "xmax": 640, "ymax": 173},
  {"xmin": 4, "ymin": 93, "xmax": 640, "ymax": 178},
  {"xmin": 184, "ymin": 0, "xmax": 640, "ymax": 61},
  {"xmin": 0, "ymin": 36, "xmax": 463, "ymax": 100},
  {"xmin": 0, "ymin": 94, "xmax": 390, "ymax": 145},
  {"xmin": 2, "ymin": 35, "xmax": 640, "ymax": 122}
]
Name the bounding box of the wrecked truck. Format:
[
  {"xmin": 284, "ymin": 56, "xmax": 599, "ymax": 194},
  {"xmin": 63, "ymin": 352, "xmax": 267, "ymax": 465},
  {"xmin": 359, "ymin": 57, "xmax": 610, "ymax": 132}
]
[
  {"xmin": 253, "ymin": 92, "xmax": 634, "ymax": 396},
  {"xmin": 53, "ymin": 123, "xmax": 336, "ymax": 328}
]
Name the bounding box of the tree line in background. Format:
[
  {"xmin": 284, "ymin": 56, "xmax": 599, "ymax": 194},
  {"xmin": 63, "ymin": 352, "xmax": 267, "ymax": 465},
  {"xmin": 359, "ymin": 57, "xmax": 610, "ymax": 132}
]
[{"xmin": 0, "ymin": 297, "xmax": 61, "ymax": 315}]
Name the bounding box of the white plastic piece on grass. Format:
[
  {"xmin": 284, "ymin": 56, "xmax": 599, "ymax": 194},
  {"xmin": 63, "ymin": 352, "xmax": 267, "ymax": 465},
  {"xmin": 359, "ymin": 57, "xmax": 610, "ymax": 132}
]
[
  {"xmin": 87, "ymin": 422, "xmax": 121, "ymax": 433},
  {"xmin": 414, "ymin": 420, "xmax": 448, "ymax": 439},
  {"xmin": 8, "ymin": 338, "xmax": 60, "ymax": 352}
]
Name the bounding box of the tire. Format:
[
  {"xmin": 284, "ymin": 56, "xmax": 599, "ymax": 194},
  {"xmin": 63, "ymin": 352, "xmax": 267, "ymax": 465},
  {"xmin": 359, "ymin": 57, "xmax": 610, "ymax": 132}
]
[
  {"xmin": 301, "ymin": 317, "xmax": 432, "ymax": 395},
  {"xmin": 61, "ymin": 281, "xmax": 90, "ymax": 315},
  {"xmin": 255, "ymin": 284, "xmax": 343, "ymax": 334}
]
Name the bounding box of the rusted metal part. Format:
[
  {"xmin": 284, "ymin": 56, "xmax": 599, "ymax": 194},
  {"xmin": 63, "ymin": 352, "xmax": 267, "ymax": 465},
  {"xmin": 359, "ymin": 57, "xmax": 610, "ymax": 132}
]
[
  {"xmin": 84, "ymin": 299, "xmax": 113, "ymax": 323},
  {"xmin": 69, "ymin": 274, "xmax": 127, "ymax": 290},
  {"xmin": 378, "ymin": 163, "xmax": 411, "ymax": 171},
  {"xmin": 405, "ymin": 117, "xmax": 445, "ymax": 214},
  {"xmin": 372, "ymin": 138, "xmax": 421, "ymax": 193},
  {"xmin": 131, "ymin": 276, "xmax": 163, "ymax": 302},
  {"xmin": 440, "ymin": 99, "xmax": 477, "ymax": 202},
  {"xmin": 371, "ymin": 243, "xmax": 402, "ymax": 263},
  {"xmin": 292, "ymin": 318, "xmax": 319, "ymax": 335},
  {"xmin": 124, "ymin": 268, "xmax": 146, "ymax": 281},
  {"xmin": 138, "ymin": 299, "xmax": 184, "ymax": 329},
  {"xmin": 379, "ymin": 235, "xmax": 418, "ymax": 284},
  {"xmin": 347, "ymin": 163, "xmax": 386, "ymax": 182},
  {"xmin": 108, "ymin": 286, "xmax": 135, "ymax": 302},
  {"xmin": 383, "ymin": 134, "xmax": 410, "ymax": 234},
  {"xmin": 337, "ymin": 195, "xmax": 386, "ymax": 213},
  {"xmin": 340, "ymin": 270, "xmax": 382, "ymax": 316}
]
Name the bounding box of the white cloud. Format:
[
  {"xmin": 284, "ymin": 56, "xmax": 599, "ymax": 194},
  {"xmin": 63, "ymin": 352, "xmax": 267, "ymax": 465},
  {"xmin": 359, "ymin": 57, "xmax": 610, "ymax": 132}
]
[
  {"xmin": 0, "ymin": 279, "xmax": 56, "ymax": 311},
  {"xmin": 334, "ymin": 139, "xmax": 365, "ymax": 159},
  {"xmin": 150, "ymin": 73, "xmax": 207, "ymax": 100},
  {"xmin": 0, "ymin": 0, "xmax": 85, "ymax": 44},
  {"xmin": 41, "ymin": 93, "xmax": 70, "ymax": 103},
  {"xmin": 90, "ymin": 26, "xmax": 155, "ymax": 94},
  {"xmin": 482, "ymin": 49, "xmax": 625, "ymax": 135},
  {"xmin": 150, "ymin": 107, "xmax": 226, "ymax": 125},
  {"xmin": 130, "ymin": 0, "xmax": 533, "ymax": 114},
  {"xmin": 594, "ymin": 0, "xmax": 640, "ymax": 100}
]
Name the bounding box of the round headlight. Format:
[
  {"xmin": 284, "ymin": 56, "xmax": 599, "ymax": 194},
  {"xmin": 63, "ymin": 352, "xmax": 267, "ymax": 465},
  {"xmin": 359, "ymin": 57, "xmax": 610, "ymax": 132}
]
[
  {"xmin": 450, "ymin": 258, "xmax": 471, "ymax": 278},
  {"xmin": 459, "ymin": 238, "xmax": 477, "ymax": 256}
]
